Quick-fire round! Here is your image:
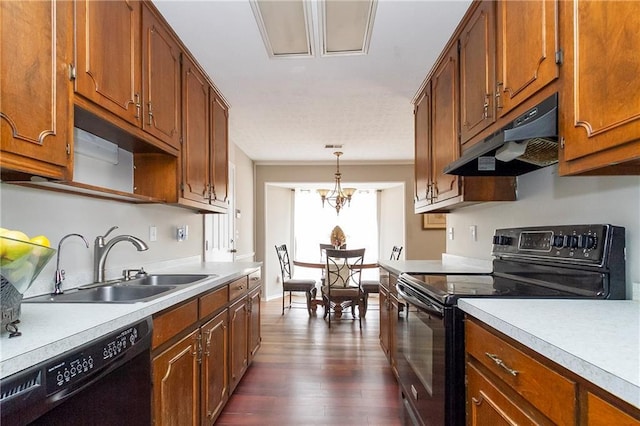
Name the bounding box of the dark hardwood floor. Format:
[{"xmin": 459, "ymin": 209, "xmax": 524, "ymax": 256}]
[{"xmin": 216, "ymin": 294, "xmax": 403, "ymax": 425}]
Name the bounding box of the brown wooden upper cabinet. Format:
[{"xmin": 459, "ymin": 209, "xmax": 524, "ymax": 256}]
[
  {"xmin": 431, "ymin": 44, "xmax": 462, "ymax": 206},
  {"xmin": 558, "ymin": 0, "xmax": 640, "ymax": 175},
  {"xmin": 0, "ymin": 0, "xmax": 73, "ymax": 181},
  {"xmin": 75, "ymin": 0, "xmax": 142, "ymax": 128},
  {"xmin": 141, "ymin": 3, "xmax": 182, "ymax": 150},
  {"xmin": 459, "ymin": 0, "xmax": 496, "ymax": 147},
  {"xmin": 414, "ymin": 85, "xmax": 431, "ymax": 207},
  {"xmin": 75, "ymin": 0, "xmax": 181, "ymax": 153},
  {"xmin": 182, "ymin": 55, "xmax": 211, "ymax": 206},
  {"xmin": 180, "ymin": 56, "xmax": 230, "ymax": 213},
  {"xmin": 210, "ymin": 89, "xmax": 229, "ymax": 210},
  {"xmin": 495, "ymin": 0, "xmax": 560, "ymax": 119},
  {"xmin": 414, "ymin": 5, "xmax": 516, "ymax": 214}
]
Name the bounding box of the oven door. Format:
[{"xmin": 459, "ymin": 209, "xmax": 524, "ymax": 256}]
[{"xmin": 396, "ymin": 281, "xmax": 447, "ymax": 426}]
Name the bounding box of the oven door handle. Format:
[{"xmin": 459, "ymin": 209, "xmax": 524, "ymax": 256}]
[{"xmin": 397, "ymin": 284, "xmax": 444, "ymax": 318}]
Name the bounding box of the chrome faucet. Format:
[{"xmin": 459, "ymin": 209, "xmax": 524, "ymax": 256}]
[
  {"xmin": 53, "ymin": 233, "xmax": 90, "ymax": 295},
  {"xmin": 94, "ymin": 226, "xmax": 149, "ymax": 283}
]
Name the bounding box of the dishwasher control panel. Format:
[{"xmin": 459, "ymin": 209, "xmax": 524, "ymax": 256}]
[{"xmin": 44, "ymin": 320, "xmax": 150, "ymax": 395}]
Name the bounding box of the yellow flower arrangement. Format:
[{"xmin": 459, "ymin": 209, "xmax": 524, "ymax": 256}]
[{"xmin": 330, "ymin": 226, "xmax": 346, "ymax": 247}]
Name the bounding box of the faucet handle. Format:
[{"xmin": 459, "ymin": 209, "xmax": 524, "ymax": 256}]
[
  {"xmin": 122, "ymin": 267, "xmax": 148, "ymax": 281},
  {"xmin": 103, "ymin": 226, "xmax": 119, "ymax": 238},
  {"xmin": 96, "ymin": 226, "xmax": 119, "ymax": 246}
]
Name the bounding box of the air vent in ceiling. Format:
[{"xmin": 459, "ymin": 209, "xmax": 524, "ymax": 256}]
[{"xmin": 324, "ymin": 144, "xmax": 343, "ymax": 149}]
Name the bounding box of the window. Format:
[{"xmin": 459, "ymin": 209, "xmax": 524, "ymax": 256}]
[{"xmin": 293, "ymin": 189, "xmax": 378, "ymax": 280}]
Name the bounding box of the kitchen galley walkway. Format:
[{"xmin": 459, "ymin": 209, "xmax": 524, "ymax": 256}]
[{"xmin": 216, "ymin": 294, "xmax": 402, "ymax": 425}]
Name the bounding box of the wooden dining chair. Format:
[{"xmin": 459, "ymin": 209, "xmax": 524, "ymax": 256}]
[
  {"xmin": 361, "ymin": 245, "xmax": 403, "ymax": 316},
  {"xmin": 321, "ymin": 248, "xmax": 366, "ymax": 329},
  {"xmin": 275, "ymin": 244, "xmax": 317, "ymax": 316}
]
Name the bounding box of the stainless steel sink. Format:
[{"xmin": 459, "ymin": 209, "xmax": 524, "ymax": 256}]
[
  {"xmin": 24, "ymin": 274, "xmax": 214, "ymax": 304},
  {"xmin": 24, "ymin": 285, "xmax": 178, "ymax": 304},
  {"xmin": 126, "ymin": 274, "xmax": 210, "ymax": 286}
]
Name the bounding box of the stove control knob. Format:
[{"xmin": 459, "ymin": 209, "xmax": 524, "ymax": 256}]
[
  {"xmin": 552, "ymin": 235, "xmax": 564, "ymax": 248},
  {"xmin": 493, "ymin": 235, "xmax": 512, "ymax": 246},
  {"xmin": 578, "ymin": 234, "xmax": 596, "ymax": 249},
  {"xmin": 563, "ymin": 235, "xmax": 578, "ymax": 248}
]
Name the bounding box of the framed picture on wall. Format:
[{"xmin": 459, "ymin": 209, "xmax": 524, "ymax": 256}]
[{"xmin": 422, "ymin": 213, "xmax": 446, "ymax": 229}]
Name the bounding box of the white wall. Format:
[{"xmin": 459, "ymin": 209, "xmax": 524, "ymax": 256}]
[
  {"xmin": 379, "ymin": 185, "xmax": 405, "ymax": 259},
  {"xmin": 447, "ymin": 165, "xmax": 640, "ymax": 299},
  {"xmin": 264, "ymin": 185, "xmax": 293, "ymax": 300},
  {"xmin": 232, "ymin": 145, "xmax": 256, "ymax": 260},
  {"xmin": 1, "ymin": 183, "xmax": 202, "ymax": 297}
]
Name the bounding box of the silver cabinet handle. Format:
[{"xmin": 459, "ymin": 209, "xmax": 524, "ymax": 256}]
[{"xmin": 485, "ymin": 352, "xmax": 518, "ymax": 376}]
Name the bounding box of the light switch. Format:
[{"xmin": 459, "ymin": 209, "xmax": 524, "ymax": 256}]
[
  {"xmin": 470, "ymin": 225, "xmax": 477, "ymax": 241},
  {"xmin": 149, "ymin": 226, "xmax": 157, "ymax": 242}
]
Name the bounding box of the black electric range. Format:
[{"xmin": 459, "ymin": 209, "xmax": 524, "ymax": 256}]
[{"xmin": 395, "ymin": 224, "xmax": 626, "ymax": 426}]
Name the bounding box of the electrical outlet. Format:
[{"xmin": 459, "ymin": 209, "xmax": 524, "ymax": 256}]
[
  {"xmin": 447, "ymin": 227, "xmax": 454, "ymax": 241},
  {"xmin": 470, "ymin": 225, "xmax": 477, "ymax": 241},
  {"xmin": 149, "ymin": 226, "xmax": 157, "ymax": 242},
  {"xmin": 176, "ymin": 226, "xmax": 186, "ymax": 242}
]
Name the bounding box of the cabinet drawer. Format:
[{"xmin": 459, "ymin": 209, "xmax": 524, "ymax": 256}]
[
  {"xmin": 199, "ymin": 285, "xmax": 228, "ymax": 319},
  {"xmin": 248, "ymin": 270, "xmax": 261, "ymax": 290},
  {"xmin": 466, "ymin": 319, "xmax": 576, "ymax": 425},
  {"xmin": 152, "ymin": 299, "xmax": 198, "ymax": 349},
  {"xmin": 585, "ymin": 391, "xmax": 640, "ymax": 426},
  {"xmin": 229, "ymin": 277, "xmax": 248, "ymax": 301},
  {"xmin": 467, "ymin": 362, "xmax": 554, "ymax": 426}
]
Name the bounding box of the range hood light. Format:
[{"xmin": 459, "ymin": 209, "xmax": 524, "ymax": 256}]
[{"xmin": 495, "ymin": 141, "xmax": 528, "ymax": 162}]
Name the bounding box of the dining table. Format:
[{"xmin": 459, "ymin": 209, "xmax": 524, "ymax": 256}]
[{"xmin": 292, "ymin": 259, "xmax": 379, "ymax": 316}]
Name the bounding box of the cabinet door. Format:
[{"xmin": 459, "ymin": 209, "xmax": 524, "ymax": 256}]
[
  {"xmin": 0, "ymin": 0, "xmax": 72, "ymax": 179},
  {"xmin": 182, "ymin": 55, "xmax": 210, "ymax": 204},
  {"xmin": 152, "ymin": 329, "xmax": 200, "ymax": 426},
  {"xmin": 460, "ymin": 0, "xmax": 496, "ymax": 146},
  {"xmin": 389, "ymin": 294, "xmax": 399, "ymax": 378},
  {"xmin": 75, "ymin": 0, "xmax": 141, "ymax": 126},
  {"xmin": 379, "ymin": 286, "xmax": 390, "ymax": 359},
  {"xmin": 141, "ymin": 4, "xmax": 181, "ymax": 150},
  {"xmin": 467, "ymin": 362, "xmax": 545, "ymax": 425},
  {"xmin": 496, "ymin": 0, "xmax": 559, "ymax": 117},
  {"xmin": 559, "ymin": 1, "xmax": 640, "ymax": 175},
  {"xmin": 210, "ymin": 89, "xmax": 229, "ymax": 209},
  {"xmin": 229, "ymin": 297, "xmax": 248, "ymax": 394},
  {"xmin": 248, "ymin": 287, "xmax": 261, "ymax": 362},
  {"xmin": 431, "ymin": 43, "xmax": 460, "ymax": 204},
  {"xmin": 414, "ymin": 86, "xmax": 431, "ymax": 208},
  {"xmin": 201, "ymin": 310, "xmax": 228, "ymax": 425}
]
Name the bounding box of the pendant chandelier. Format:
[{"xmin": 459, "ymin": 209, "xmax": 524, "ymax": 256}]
[{"xmin": 317, "ymin": 152, "xmax": 356, "ymax": 215}]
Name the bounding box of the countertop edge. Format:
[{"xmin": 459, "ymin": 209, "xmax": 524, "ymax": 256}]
[
  {"xmin": 0, "ymin": 262, "xmax": 262, "ymax": 379},
  {"xmin": 458, "ymin": 299, "xmax": 640, "ymax": 409}
]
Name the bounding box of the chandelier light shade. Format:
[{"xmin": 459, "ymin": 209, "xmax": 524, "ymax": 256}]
[{"xmin": 317, "ymin": 152, "xmax": 356, "ymax": 215}]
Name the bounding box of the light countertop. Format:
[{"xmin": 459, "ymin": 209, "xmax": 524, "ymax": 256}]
[
  {"xmin": 0, "ymin": 262, "xmax": 261, "ymax": 379},
  {"xmin": 458, "ymin": 298, "xmax": 640, "ymax": 409},
  {"xmin": 378, "ymin": 254, "xmax": 492, "ymax": 276}
]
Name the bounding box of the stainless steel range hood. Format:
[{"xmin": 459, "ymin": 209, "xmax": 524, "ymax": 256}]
[{"xmin": 444, "ymin": 93, "xmax": 558, "ymax": 176}]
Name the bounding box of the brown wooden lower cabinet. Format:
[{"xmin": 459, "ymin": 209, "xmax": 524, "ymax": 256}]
[
  {"xmin": 378, "ymin": 268, "xmax": 399, "ymax": 379},
  {"xmin": 229, "ymin": 296, "xmax": 249, "ymax": 394},
  {"xmin": 152, "ymin": 330, "xmax": 200, "ymax": 426},
  {"xmin": 151, "ymin": 269, "xmax": 262, "ymax": 425},
  {"xmin": 200, "ymin": 310, "xmax": 228, "ymax": 424},
  {"xmin": 248, "ymin": 286, "xmax": 262, "ymax": 362},
  {"xmin": 466, "ymin": 317, "xmax": 640, "ymax": 426}
]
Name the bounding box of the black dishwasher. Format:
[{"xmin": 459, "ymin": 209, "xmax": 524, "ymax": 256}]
[{"xmin": 0, "ymin": 317, "xmax": 152, "ymax": 425}]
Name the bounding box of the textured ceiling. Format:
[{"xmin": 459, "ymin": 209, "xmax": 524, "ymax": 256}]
[{"xmin": 152, "ymin": 0, "xmax": 471, "ymax": 164}]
